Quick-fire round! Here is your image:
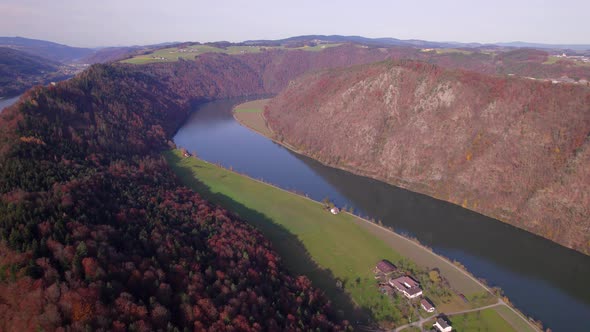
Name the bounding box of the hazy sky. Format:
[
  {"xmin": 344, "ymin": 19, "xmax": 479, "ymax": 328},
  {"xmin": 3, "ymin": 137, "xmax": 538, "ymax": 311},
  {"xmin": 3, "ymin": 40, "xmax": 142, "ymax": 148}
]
[{"xmin": 1, "ymin": 0, "xmax": 588, "ymax": 47}]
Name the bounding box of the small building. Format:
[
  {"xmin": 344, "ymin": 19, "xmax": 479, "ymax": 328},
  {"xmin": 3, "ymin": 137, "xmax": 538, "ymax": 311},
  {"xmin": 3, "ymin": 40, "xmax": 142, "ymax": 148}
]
[
  {"xmin": 374, "ymin": 259, "xmax": 397, "ymax": 275},
  {"xmin": 420, "ymin": 298, "xmax": 435, "ymax": 313},
  {"xmin": 330, "ymin": 207, "xmax": 340, "ymax": 215},
  {"xmin": 433, "ymin": 317, "xmax": 452, "ymax": 332},
  {"xmin": 389, "ymin": 276, "xmax": 423, "ymax": 299}
]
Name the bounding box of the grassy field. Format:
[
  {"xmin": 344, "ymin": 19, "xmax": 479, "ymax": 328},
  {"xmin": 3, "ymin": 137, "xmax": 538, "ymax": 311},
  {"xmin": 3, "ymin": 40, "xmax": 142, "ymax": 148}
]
[
  {"xmin": 422, "ymin": 308, "xmax": 519, "ymax": 332},
  {"xmin": 494, "ymin": 306, "xmax": 538, "ymax": 332},
  {"xmin": 122, "ymin": 43, "xmax": 342, "ymax": 64},
  {"xmin": 435, "ymin": 48, "xmax": 474, "ymax": 55},
  {"xmin": 233, "ymin": 100, "xmax": 273, "ymax": 136},
  {"xmin": 233, "ymin": 99, "xmax": 268, "ymax": 113},
  {"xmin": 450, "ymin": 308, "xmax": 517, "ymax": 332},
  {"xmin": 543, "ymin": 55, "xmax": 590, "ymax": 67}
]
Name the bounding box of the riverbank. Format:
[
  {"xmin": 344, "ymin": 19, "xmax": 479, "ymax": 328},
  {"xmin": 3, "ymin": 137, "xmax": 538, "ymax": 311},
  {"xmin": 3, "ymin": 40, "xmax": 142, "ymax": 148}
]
[{"xmin": 163, "ymin": 148, "xmax": 538, "ymax": 331}]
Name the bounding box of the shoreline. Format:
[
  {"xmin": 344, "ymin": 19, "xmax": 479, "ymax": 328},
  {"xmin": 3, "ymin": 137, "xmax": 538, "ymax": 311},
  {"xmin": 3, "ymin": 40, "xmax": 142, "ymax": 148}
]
[{"xmin": 231, "ymin": 103, "xmax": 541, "ymax": 332}]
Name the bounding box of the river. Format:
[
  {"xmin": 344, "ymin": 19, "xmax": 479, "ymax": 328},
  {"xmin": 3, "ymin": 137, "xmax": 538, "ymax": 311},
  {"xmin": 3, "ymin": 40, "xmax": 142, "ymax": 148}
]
[
  {"xmin": 174, "ymin": 98, "xmax": 590, "ymax": 331},
  {"xmin": 0, "ymin": 95, "xmax": 21, "ymax": 113}
]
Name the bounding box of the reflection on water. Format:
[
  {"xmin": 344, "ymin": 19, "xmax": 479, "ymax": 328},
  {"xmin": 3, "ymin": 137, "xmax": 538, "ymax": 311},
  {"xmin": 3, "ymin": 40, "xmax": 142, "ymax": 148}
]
[{"xmin": 174, "ymin": 98, "xmax": 590, "ymax": 331}]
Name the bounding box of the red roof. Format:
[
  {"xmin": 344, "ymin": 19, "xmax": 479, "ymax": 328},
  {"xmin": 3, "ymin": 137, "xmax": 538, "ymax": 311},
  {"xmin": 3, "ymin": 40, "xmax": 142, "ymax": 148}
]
[
  {"xmin": 390, "ymin": 276, "xmax": 422, "ymax": 296},
  {"xmin": 421, "ymin": 299, "xmax": 434, "ymax": 310},
  {"xmin": 376, "ymin": 260, "xmax": 397, "ymax": 274}
]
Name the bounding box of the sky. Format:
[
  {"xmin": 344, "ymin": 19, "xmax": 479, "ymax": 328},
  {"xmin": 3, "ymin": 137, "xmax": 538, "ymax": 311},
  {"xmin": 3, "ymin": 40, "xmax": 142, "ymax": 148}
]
[{"xmin": 0, "ymin": 0, "xmax": 589, "ymax": 47}]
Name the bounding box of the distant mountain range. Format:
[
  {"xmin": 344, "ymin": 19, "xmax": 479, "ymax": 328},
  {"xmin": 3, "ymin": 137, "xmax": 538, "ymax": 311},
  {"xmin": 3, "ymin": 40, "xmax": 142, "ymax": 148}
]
[
  {"xmin": 1, "ymin": 34, "xmax": 588, "ymax": 98},
  {"xmin": 493, "ymin": 41, "xmax": 590, "ymax": 51},
  {"xmin": 0, "ymin": 36, "xmax": 94, "ymax": 63},
  {"xmin": 0, "ymin": 37, "xmax": 154, "ymax": 96},
  {"xmin": 245, "ymin": 35, "xmax": 590, "ymax": 51},
  {"xmin": 2, "ymin": 35, "xmax": 589, "ymax": 66},
  {"xmin": 0, "ymin": 37, "xmax": 156, "ymax": 65}
]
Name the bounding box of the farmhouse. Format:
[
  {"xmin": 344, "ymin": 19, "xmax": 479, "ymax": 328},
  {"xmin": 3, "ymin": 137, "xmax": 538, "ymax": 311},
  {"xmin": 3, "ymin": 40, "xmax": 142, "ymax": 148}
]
[
  {"xmin": 433, "ymin": 317, "xmax": 452, "ymax": 332},
  {"xmin": 420, "ymin": 298, "xmax": 435, "ymax": 313},
  {"xmin": 374, "ymin": 259, "xmax": 397, "ymax": 275},
  {"xmin": 389, "ymin": 276, "xmax": 423, "ymax": 299}
]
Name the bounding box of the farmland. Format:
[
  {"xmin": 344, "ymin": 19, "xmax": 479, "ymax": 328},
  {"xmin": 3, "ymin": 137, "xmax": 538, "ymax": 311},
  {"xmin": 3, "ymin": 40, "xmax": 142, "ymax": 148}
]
[
  {"xmin": 233, "ymin": 99, "xmax": 273, "ymax": 136},
  {"xmin": 122, "ymin": 43, "xmax": 342, "ymax": 64}
]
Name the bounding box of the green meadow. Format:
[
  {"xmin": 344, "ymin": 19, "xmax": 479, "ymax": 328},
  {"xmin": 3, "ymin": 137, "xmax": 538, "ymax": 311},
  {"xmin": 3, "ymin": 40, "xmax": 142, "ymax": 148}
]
[{"xmin": 122, "ymin": 43, "xmax": 342, "ymax": 64}]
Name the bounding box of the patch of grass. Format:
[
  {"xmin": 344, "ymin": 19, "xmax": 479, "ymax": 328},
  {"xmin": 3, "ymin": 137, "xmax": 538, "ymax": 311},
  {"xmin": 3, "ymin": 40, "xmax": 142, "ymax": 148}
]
[
  {"xmin": 122, "ymin": 44, "xmax": 342, "ymax": 64},
  {"xmin": 233, "ymin": 99, "xmax": 272, "ymax": 135},
  {"xmin": 233, "ymin": 109, "xmax": 263, "ymax": 113},
  {"xmin": 234, "ymin": 112, "xmax": 273, "ymax": 136},
  {"xmin": 435, "ymin": 48, "xmax": 473, "ymax": 55},
  {"xmin": 450, "ymin": 308, "xmax": 517, "ymax": 332},
  {"xmin": 543, "ymin": 56, "xmax": 561, "ymax": 65},
  {"xmin": 233, "ymin": 99, "xmax": 269, "ymax": 112},
  {"xmin": 494, "ymin": 306, "xmax": 538, "ymax": 332},
  {"xmin": 543, "ymin": 55, "xmax": 590, "ymax": 67}
]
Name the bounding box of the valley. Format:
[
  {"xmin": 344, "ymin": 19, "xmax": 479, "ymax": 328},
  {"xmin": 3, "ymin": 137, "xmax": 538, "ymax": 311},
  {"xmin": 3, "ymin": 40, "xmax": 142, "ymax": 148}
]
[{"xmin": 1, "ymin": 33, "xmax": 589, "ymax": 331}]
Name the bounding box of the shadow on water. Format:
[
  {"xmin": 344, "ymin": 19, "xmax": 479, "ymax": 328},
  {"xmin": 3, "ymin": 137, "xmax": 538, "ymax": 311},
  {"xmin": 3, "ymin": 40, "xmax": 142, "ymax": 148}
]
[{"xmin": 165, "ymin": 152, "xmax": 372, "ymax": 326}]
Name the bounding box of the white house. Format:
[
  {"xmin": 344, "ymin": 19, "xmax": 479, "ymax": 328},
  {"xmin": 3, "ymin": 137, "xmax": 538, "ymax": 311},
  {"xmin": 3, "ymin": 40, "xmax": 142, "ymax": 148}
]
[
  {"xmin": 433, "ymin": 317, "xmax": 452, "ymax": 332},
  {"xmin": 421, "ymin": 299, "xmax": 435, "ymax": 313}
]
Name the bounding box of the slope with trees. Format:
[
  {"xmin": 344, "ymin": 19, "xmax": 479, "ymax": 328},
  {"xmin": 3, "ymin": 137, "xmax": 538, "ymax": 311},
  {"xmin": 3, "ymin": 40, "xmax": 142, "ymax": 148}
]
[
  {"xmin": 0, "ymin": 57, "xmax": 347, "ymax": 330},
  {"xmin": 0, "ymin": 47, "xmax": 72, "ymax": 97}
]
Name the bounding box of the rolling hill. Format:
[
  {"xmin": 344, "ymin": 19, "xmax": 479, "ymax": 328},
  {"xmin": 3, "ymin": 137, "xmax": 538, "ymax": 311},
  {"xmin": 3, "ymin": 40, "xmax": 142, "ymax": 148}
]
[
  {"xmin": 0, "ymin": 47, "xmax": 72, "ymax": 97},
  {"xmin": 0, "ymin": 37, "xmax": 94, "ymax": 63}
]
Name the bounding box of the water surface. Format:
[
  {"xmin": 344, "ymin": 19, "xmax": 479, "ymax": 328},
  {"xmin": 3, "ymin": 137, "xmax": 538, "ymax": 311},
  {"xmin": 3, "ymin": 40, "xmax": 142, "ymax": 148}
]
[
  {"xmin": 0, "ymin": 95, "xmax": 20, "ymax": 113},
  {"xmin": 174, "ymin": 98, "xmax": 590, "ymax": 331}
]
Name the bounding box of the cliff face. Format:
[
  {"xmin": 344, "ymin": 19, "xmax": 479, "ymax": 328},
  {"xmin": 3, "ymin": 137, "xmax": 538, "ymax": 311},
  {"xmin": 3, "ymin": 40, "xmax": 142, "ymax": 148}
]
[{"xmin": 265, "ymin": 60, "xmax": 590, "ymax": 255}]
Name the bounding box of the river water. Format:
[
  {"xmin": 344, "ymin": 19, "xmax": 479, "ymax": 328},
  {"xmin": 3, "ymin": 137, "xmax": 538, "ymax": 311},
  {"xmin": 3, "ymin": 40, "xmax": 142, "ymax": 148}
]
[
  {"xmin": 0, "ymin": 95, "xmax": 20, "ymax": 113},
  {"xmin": 175, "ymin": 98, "xmax": 590, "ymax": 331}
]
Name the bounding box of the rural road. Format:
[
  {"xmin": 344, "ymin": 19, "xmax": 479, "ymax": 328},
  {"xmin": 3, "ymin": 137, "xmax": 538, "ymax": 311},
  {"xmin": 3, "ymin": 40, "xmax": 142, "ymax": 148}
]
[
  {"xmin": 348, "ymin": 217, "xmax": 541, "ymax": 332},
  {"xmin": 393, "ymin": 301, "xmax": 503, "ymax": 332}
]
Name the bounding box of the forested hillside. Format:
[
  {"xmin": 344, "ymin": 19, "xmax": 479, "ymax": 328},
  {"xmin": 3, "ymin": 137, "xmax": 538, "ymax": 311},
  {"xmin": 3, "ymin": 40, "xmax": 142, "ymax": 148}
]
[
  {"xmin": 0, "ymin": 59, "xmax": 347, "ymax": 330},
  {"xmin": 265, "ymin": 60, "xmax": 590, "ymax": 255},
  {"xmin": 0, "ymin": 47, "xmax": 71, "ymax": 97}
]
